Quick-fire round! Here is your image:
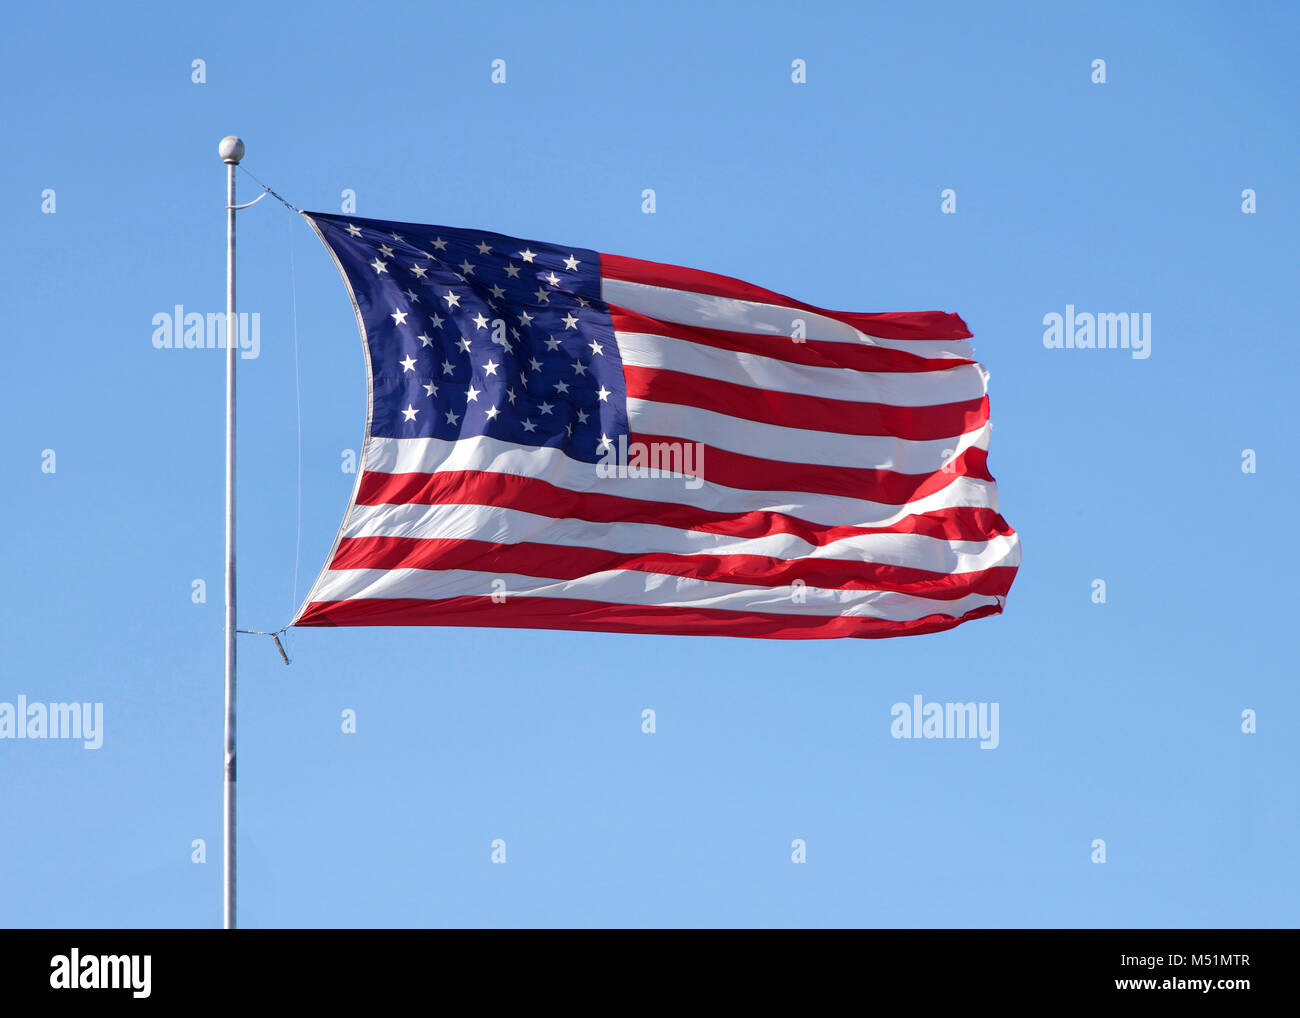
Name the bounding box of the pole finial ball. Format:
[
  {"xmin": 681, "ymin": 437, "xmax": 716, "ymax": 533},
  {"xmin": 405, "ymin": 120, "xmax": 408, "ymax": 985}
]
[{"xmin": 219, "ymin": 137, "xmax": 245, "ymax": 164}]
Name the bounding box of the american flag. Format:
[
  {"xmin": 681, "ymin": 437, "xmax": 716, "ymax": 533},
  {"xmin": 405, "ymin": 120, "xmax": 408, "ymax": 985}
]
[{"xmin": 291, "ymin": 212, "xmax": 1020, "ymax": 639}]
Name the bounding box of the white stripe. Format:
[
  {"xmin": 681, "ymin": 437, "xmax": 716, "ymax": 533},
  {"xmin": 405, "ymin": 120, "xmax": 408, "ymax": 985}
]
[
  {"xmin": 627, "ymin": 398, "xmax": 990, "ymax": 473},
  {"xmin": 341, "ymin": 501, "xmax": 1022, "ymax": 574},
  {"xmin": 601, "ymin": 276, "xmax": 974, "ymax": 360},
  {"xmin": 616, "ymin": 331, "xmax": 987, "ymax": 407},
  {"xmin": 307, "ymin": 565, "xmax": 1001, "ymax": 620},
  {"xmin": 360, "ymin": 435, "xmax": 1006, "ymax": 525}
]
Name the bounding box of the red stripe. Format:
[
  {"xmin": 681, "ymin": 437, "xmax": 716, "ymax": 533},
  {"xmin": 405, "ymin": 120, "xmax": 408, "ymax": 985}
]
[
  {"xmin": 609, "ymin": 308, "xmax": 973, "ymax": 373},
  {"xmin": 600, "ymin": 255, "xmax": 972, "ymax": 342},
  {"xmin": 330, "ymin": 535, "xmax": 1018, "ymax": 600},
  {"xmin": 295, "ymin": 595, "xmax": 1003, "ymax": 639},
  {"xmin": 354, "ymin": 470, "xmax": 1015, "ymax": 545},
  {"xmin": 630, "ymin": 434, "xmax": 993, "ymax": 502},
  {"xmin": 623, "ymin": 365, "xmax": 989, "ymax": 441}
]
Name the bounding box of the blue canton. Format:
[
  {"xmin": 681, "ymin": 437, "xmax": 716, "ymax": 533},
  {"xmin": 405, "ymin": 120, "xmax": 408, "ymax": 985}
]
[{"xmin": 308, "ymin": 212, "xmax": 628, "ymax": 463}]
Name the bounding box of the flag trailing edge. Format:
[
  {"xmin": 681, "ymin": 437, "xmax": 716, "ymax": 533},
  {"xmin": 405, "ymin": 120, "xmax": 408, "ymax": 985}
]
[{"xmin": 290, "ymin": 211, "xmax": 1019, "ymax": 639}]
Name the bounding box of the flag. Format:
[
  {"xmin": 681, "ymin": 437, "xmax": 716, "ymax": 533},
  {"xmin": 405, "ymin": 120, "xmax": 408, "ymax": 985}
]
[{"xmin": 291, "ymin": 212, "xmax": 1020, "ymax": 639}]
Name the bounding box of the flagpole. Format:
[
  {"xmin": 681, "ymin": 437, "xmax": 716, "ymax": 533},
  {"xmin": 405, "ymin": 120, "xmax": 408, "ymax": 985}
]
[{"xmin": 219, "ymin": 135, "xmax": 244, "ymax": 931}]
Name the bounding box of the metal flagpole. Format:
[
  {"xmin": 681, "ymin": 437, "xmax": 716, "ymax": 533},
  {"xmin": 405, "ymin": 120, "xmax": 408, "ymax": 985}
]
[{"xmin": 219, "ymin": 134, "xmax": 244, "ymax": 930}]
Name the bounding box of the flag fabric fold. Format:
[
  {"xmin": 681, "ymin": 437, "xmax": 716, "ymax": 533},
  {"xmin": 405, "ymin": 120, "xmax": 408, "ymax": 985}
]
[{"xmin": 291, "ymin": 211, "xmax": 1019, "ymax": 639}]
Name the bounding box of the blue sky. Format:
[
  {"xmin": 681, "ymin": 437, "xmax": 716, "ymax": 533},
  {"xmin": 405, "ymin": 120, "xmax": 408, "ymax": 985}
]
[{"xmin": 2, "ymin": 0, "xmax": 1296, "ymax": 927}]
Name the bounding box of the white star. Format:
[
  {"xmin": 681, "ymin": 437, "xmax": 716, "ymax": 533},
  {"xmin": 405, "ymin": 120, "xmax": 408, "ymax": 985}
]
[
  {"xmin": 472, "ymin": 313, "xmax": 490, "ymax": 330},
  {"xmin": 576, "ymin": 409, "xmax": 590, "ymax": 424},
  {"xmin": 418, "ymin": 332, "xmax": 435, "ymax": 347},
  {"xmin": 391, "ymin": 308, "xmax": 408, "ymax": 326},
  {"xmin": 566, "ymin": 423, "xmax": 573, "ymax": 438},
  {"xmin": 518, "ymin": 309, "xmax": 535, "ymax": 326},
  {"xmin": 597, "ymin": 433, "xmax": 613, "ymax": 453},
  {"xmin": 588, "ymin": 340, "xmax": 604, "ymax": 356},
  {"xmin": 445, "ymin": 408, "xmax": 460, "ymax": 424},
  {"xmin": 371, "ymin": 258, "xmax": 388, "ymax": 275},
  {"xmin": 503, "ymin": 263, "xmax": 521, "ymax": 278},
  {"xmin": 390, "ymin": 233, "xmax": 404, "ymax": 243},
  {"xmin": 506, "ymin": 387, "xmax": 518, "ymax": 404},
  {"xmin": 458, "ymin": 259, "xmax": 475, "ymax": 275},
  {"xmin": 476, "ymin": 240, "xmax": 492, "ymax": 255},
  {"xmin": 521, "ymin": 418, "xmax": 537, "ymax": 433},
  {"xmin": 553, "ymin": 379, "xmax": 570, "ymax": 394},
  {"xmin": 545, "ymin": 335, "xmax": 562, "ymax": 351},
  {"xmin": 429, "ymin": 313, "xmax": 444, "ymax": 329},
  {"xmin": 465, "ymin": 385, "xmax": 481, "ymax": 402},
  {"xmin": 545, "ymin": 271, "xmax": 561, "ymax": 287},
  {"xmin": 441, "ymin": 359, "xmax": 455, "ymax": 375},
  {"xmin": 528, "ymin": 357, "xmax": 543, "ymax": 372},
  {"xmin": 572, "ymin": 360, "xmax": 587, "ymax": 376},
  {"xmin": 423, "ymin": 381, "xmax": 439, "ymax": 397},
  {"xmin": 442, "ymin": 291, "xmax": 461, "ymax": 308},
  {"xmin": 577, "ymin": 296, "xmax": 590, "ymax": 308},
  {"xmin": 485, "ymin": 405, "xmax": 500, "ymax": 421},
  {"xmin": 534, "ymin": 287, "xmax": 550, "ymax": 303},
  {"xmin": 564, "ymin": 255, "xmax": 580, "ymax": 271},
  {"xmin": 399, "ymin": 355, "xmax": 417, "ymax": 372},
  {"xmin": 482, "ymin": 358, "xmax": 499, "ymax": 376},
  {"xmin": 538, "ymin": 401, "xmax": 554, "ymax": 415},
  {"xmin": 402, "ymin": 404, "xmax": 419, "ymax": 421},
  {"xmin": 403, "ymin": 288, "xmax": 421, "ymax": 303},
  {"xmin": 596, "ymin": 386, "xmax": 611, "ymax": 402},
  {"xmin": 410, "ymin": 264, "xmax": 428, "ymax": 279},
  {"xmin": 431, "ymin": 237, "xmax": 448, "ymax": 251},
  {"xmin": 346, "ymin": 224, "xmax": 363, "ymax": 238},
  {"xmin": 457, "ymin": 337, "xmax": 472, "ymax": 353},
  {"xmin": 379, "ymin": 244, "xmax": 395, "ymax": 258},
  {"xmin": 562, "ymin": 312, "xmax": 579, "ymax": 330},
  {"xmin": 489, "ymin": 284, "xmax": 506, "ymax": 300},
  {"xmin": 519, "ymin": 248, "xmax": 536, "ymax": 263}
]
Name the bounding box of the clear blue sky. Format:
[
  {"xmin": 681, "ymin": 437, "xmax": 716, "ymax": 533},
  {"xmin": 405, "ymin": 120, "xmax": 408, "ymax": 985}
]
[{"xmin": 2, "ymin": 0, "xmax": 1296, "ymax": 928}]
